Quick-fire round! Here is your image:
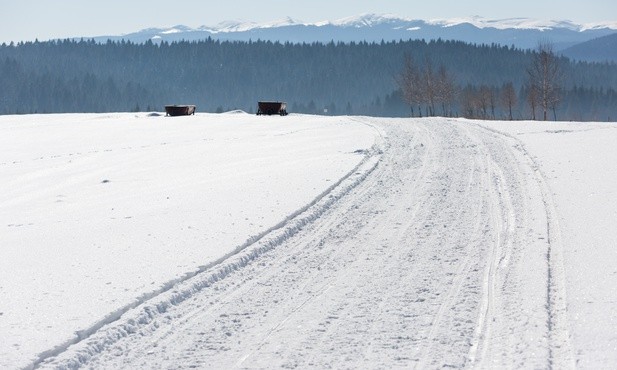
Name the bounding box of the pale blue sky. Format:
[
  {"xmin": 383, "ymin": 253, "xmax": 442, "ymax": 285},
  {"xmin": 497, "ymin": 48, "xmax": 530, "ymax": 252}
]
[{"xmin": 1, "ymin": 0, "xmax": 615, "ymax": 43}]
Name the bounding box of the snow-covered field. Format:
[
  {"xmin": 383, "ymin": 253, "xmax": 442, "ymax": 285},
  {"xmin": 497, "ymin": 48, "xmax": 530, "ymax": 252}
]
[
  {"xmin": 1, "ymin": 113, "xmax": 616, "ymax": 369},
  {"xmin": 0, "ymin": 113, "xmax": 378, "ymax": 369}
]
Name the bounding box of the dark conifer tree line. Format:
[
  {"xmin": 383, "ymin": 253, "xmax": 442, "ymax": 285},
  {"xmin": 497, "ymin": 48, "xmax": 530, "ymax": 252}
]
[{"xmin": 0, "ymin": 37, "xmax": 616, "ymax": 120}]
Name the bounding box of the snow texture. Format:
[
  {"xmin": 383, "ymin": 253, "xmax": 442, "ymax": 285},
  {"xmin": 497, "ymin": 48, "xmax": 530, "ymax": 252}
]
[
  {"xmin": 0, "ymin": 112, "xmax": 376, "ymax": 369},
  {"xmin": 1, "ymin": 113, "xmax": 616, "ymax": 369}
]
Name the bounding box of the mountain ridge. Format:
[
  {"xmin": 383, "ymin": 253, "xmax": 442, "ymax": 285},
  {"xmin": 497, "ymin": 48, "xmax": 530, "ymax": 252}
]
[
  {"xmin": 562, "ymin": 32, "xmax": 617, "ymax": 62},
  {"xmin": 149, "ymin": 14, "xmax": 617, "ymax": 33},
  {"xmin": 81, "ymin": 14, "xmax": 617, "ymax": 60}
]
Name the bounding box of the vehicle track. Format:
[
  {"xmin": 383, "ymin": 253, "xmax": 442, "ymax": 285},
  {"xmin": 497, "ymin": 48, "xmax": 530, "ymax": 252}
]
[
  {"xmin": 37, "ymin": 118, "xmax": 566, "ymax": 369},
  {"xmin": 470, "ymin": 122, "xmax": 575, "ymax": 369}
]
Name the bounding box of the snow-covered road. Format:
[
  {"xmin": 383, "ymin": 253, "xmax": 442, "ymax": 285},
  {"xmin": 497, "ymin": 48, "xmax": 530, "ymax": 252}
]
[{"xmin": 37, "ymin": 118, "xmax": 578, "ymax": 369}]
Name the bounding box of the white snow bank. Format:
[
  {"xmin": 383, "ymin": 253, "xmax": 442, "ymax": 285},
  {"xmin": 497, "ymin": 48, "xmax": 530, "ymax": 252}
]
[
  {"xmin": 478, "ymin": 119, "xmax": 617, "ymax": 368},
  {"xmin": 0, "ymin": 112, "xmax": 377, "ymax": 369}
]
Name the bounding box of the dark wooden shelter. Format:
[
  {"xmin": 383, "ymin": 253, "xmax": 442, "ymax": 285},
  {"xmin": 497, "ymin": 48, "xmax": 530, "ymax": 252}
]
[
  {"xmin": 165, "ymin": 105, "xmax": 196, "ymax": 116},
  {"xmin": 257, "ymin": 102, "xmax": 288, "ymax": 116}
]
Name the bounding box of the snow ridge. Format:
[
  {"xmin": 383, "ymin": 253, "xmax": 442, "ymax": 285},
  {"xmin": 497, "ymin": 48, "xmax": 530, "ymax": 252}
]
[
  {"xmin": 145, "ymin": 14, "xmax": 617, "ymax": 35},
  {"xmin": 32, "ymin": 126, "xmax": 385, "ymax": 369}
]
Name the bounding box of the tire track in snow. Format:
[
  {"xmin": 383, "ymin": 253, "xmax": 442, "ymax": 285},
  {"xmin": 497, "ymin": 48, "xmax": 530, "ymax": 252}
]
[
  {"xmin": 458, "ymin": 121, "xmax": 553, "ymax": 368},
  {"xmin": 415, "ymin": 144, "xmax": 484, "ymax": 369},
  {"xmin": 354, "ymin": 122, "xmax": 435, "ymax": 365},
  {"xmin": 408, "ymin": 120, "xmax": 525, "ymax": 368},
  {"xmin": 470, "ymin": 121, "xmax": 575, "ymax": 369},
  {"xmin": 468, "ymin": 145, "xmax": 517, "ymax": 367}
]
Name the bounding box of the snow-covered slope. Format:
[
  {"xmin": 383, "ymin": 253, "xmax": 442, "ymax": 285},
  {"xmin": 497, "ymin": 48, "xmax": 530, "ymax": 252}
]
[
  {"xmin": 89, "ymin": 14, "xmax": 617, "ymax": 51},
  {"xmin": 2, "ymin": 113, "xmax": 617, "ymax": 369},
  {"xmin": 0, "ymin": 112, "xmax": 378, "ymax": 369}
]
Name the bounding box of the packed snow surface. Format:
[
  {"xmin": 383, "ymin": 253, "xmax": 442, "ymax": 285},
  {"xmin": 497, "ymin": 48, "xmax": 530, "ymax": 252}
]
[
  {"xmin": 1, "ymin": 113, "xmax": 616, "ymax": 369},
  {"xmin": 0, "ymin": 113, "xmax": 376, "ymax": 369}
]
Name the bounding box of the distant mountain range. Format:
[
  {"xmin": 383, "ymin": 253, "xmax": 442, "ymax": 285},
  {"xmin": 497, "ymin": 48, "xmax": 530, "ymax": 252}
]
[
  {"xmin": 561, "ymin": 33, "xmax": 617, "ymax": 63},
  {"xmin": 86, "ymin": 14, "xmax": 617, "ymax": 62}
]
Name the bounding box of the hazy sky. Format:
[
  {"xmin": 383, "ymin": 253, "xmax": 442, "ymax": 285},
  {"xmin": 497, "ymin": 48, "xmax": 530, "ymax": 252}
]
[{"xmin": 2, "ymin": 0, "xmax": 616, "ymax": 43}]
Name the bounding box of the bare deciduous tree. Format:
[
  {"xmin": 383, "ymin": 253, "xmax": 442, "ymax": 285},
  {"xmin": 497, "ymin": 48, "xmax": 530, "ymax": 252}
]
[
  {"xmin": 436, "ymin": 65, "xmax": 457, "ymax": 117},
  {"xmin": 397, "ymin": 54, "xmax": 422, "ymax": 117},
  {"xmin": 527, "ymin": 42, "xmax": 562, "ymax": 121},
  {"xmin": 525, "ymin": 84, "xmax": 538, "ymax": 120},
  {"xmin": 461, "ymin": 85, "xmax": 476, "ymax": 118},
  {"xmin": 478, "ymin": 85, "xmax": 492, "ymax": 119},
  {"xmin": 488, "ymin": 86, "xmax": 497, "ymax": 119},
  {"xmin": 399, "ymin": 56, "xmax": 456, "ymax": 117},
  {"xmin": 500, "ymin": 82, "xmax": 518, "ymax": 120},
  {"xmin": 422, "ymin": 58, "xmax": 437, "ymax": 116}
]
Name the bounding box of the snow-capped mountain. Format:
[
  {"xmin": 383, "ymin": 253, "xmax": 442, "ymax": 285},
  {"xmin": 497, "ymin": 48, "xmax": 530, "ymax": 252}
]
[{"xmin": 90, "ymin": 14, "xmax": 617, "ymax": 53}]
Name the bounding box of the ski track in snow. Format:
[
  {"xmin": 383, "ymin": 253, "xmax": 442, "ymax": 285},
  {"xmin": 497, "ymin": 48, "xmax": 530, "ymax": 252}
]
[{"xmin": 32, "ymin": 118, "xmax": 572, "ymax": 369}]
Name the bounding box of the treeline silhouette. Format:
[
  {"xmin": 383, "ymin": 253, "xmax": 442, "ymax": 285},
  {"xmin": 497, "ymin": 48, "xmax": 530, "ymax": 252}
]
[{"xmin": 1, "ymin": 38, "xmax": 616, "ymax": 120}]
